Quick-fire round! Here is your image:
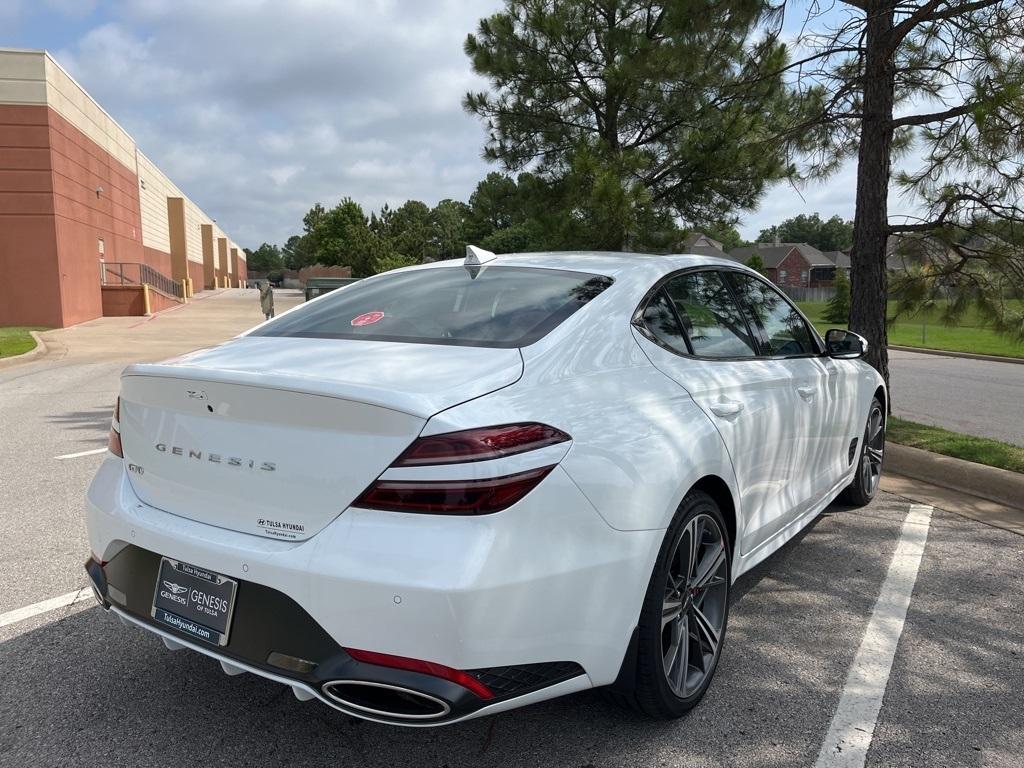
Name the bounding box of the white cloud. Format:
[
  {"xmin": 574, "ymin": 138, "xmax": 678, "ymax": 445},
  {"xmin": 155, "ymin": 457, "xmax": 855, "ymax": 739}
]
[{"xmin": 46, "ymin": 0, "xmax": 503, "ymax": 247}]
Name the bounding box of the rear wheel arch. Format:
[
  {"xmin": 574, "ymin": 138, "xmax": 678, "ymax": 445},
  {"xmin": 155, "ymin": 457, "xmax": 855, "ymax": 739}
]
[
  {"xmin": 690, "ymin": 475, "xmax": 737, "ymax": 561},
  {"xmin": 874, "ymin": 384, "xmax": 887, "ymax": 417}
]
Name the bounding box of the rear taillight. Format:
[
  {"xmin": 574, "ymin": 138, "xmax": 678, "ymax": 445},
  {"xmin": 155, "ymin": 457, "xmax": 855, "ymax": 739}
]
[
  {"xmin": 394, "ymin": 423, "xmax": 570, "ymax": 466},
  {"xmin": 354, "ymin": 423, "xmax": 569, "ymax": 515},
  {"xmin": 345, "ymin": 647, "xmax": 494, "ymax": 700},
  {"xmin": 108, "ymin": 397, "xmax": 123, "ymax": 457},
  {"xmin": 353, "ymin": 466, "xmax": 554, "ymax": 515}
]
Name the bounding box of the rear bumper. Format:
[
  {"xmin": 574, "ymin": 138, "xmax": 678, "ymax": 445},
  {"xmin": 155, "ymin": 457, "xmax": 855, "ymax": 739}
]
[
  {"xmin": 101, "ymin": 605, "xmax": 592, "ymax": 726},
  {"xmin": 85, "ymin": 455, "xmax": 663, "ymax": 724}
]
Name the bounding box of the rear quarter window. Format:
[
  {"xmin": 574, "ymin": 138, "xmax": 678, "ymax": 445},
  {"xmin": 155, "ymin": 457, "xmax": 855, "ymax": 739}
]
[{"xmin": 252, "ymin": 266, "xmax": 614, "ymax": 348}]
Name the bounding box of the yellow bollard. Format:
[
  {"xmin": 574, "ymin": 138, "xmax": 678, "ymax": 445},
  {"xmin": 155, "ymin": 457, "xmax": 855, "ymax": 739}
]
[
  {"xmin": 186, "ymin": 277, "xmax": 194, "ymax": 298},
  {"xmin": 181, "ymin": 279, "xmax": 189, "ymax": 303},
  {"xmin": 142, "ymin": 283, "xmax": 152, "ymax": 316}
]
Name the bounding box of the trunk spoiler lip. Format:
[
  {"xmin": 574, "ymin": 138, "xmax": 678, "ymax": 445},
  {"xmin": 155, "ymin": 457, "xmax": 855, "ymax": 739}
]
[{"xmin": 121, "ymin": 355, "xmax": 525, "ymax": 422}]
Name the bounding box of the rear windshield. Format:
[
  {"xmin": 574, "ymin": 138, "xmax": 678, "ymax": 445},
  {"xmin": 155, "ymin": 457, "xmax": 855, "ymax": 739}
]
[{"xmin": 252, "ymin": 266, "xmax": 614, "ymax": 348}]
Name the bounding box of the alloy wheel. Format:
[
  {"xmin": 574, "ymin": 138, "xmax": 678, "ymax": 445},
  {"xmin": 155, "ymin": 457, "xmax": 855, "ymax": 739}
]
[
  {"xmin": 661, "ymin": 513, "xmax": 729, "ymax": 698},
  {"xmin": 861, "ymin": 405, "xmax": 885, "ymax": 495}
]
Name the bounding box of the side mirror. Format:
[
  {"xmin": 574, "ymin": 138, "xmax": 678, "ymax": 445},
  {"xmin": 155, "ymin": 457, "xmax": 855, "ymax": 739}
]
[{"xmin": 825, "ymin": 328, "xmax": 868, "ymax": 359}]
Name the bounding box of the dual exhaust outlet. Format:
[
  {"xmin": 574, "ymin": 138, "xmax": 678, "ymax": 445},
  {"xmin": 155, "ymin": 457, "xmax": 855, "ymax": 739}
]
[{"xmin": 321, "ymin": 680, "xmax": 451, "ymax": 721}]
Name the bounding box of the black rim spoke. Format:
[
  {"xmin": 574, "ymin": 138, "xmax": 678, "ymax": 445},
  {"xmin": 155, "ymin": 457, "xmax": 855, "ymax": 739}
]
[
  {"xmin": 860, "ymin": 406, "xmax": 884, "ymax": 494},
  {"xmin": 661, "ymin": 512, "xmax": 728, "ymax": 698}
]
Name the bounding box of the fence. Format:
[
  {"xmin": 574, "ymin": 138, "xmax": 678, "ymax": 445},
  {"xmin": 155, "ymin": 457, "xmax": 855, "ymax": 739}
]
[
  {"xmin": 778, "ymin": 285, "xmax": 836, "ymax": 303},
  {"xmin": 100, "ymin": 262, "xmax": 184, "ymax": 300}
]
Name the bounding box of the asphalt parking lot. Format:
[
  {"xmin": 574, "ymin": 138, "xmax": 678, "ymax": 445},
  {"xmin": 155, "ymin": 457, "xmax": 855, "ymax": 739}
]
[{"xmin": 1, "ymin": 291, "xmax": 1022, "ymax": 768}]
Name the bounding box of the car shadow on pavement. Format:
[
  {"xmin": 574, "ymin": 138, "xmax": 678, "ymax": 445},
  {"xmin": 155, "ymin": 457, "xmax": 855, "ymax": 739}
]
[{"xmin": 3, "ymin": 501, "xmax": 1016, "ymax": 768}]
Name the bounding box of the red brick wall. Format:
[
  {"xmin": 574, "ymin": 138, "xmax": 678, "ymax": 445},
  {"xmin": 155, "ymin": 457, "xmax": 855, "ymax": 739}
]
[
  {"xmin": 100, "ymin": 285, "xmax": 145, "ymax": 316},
  {"xmin": 148, "ymin": 289, "xmax": 180, "ymax": 313},
  {"xmin": 1, "ymin": 101, "xmax": 227, "ymax": 326},
  {"xmin": 47, "ymin": 107, "xmax": 145, "ymax": 325},
  {"xmin": 771, "ymin": 249, "xmax": 812, "ymax": 288},
  {"xmin": 101, "ymin": 284, "xmax": 180, "ymax": 316},
  {"xmin": 141, "ymin": 245, "xmax": 173, "ymax": 276},
  {"xmin": 0, "ymin": 105, "xmax": 64, "ymax": 327}
]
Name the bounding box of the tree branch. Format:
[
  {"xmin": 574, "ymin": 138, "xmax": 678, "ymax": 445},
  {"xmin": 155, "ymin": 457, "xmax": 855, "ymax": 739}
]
[{"xmin": 892, "ymin": 99, "xmax": 981, "ymax": 127}]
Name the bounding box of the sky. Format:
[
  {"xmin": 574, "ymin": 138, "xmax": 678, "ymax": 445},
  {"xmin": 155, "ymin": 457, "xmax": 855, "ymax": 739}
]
[{"xmin": 5, "ymin": 0, "xmax": 885, "ymax": 248}]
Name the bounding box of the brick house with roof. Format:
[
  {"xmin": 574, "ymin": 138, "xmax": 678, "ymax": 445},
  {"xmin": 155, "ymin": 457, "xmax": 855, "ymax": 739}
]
[{"xmin": 727, "ymin": 243, "xmax": 839, "ymax": 288}]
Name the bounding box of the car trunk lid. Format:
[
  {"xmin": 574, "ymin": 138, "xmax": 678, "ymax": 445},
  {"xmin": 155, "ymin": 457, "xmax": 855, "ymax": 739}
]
[{"xmin": 118, "ymin": 337, "xmax": 523, "ymax": 540}]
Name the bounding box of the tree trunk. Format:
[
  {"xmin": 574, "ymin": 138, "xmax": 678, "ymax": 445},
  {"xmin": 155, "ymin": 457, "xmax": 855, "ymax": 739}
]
[{"xmin": 848, "ymin": 1, "xmax": 896, "ymax": 400}]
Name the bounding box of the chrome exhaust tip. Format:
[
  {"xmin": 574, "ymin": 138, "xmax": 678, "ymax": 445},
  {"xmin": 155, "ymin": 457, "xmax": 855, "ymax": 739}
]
[{"xmin": 322, "ymin": 680, "xmax": 451, "ymax": 721}]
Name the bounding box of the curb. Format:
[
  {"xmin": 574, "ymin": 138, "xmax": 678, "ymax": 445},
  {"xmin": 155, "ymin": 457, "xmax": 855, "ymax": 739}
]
[
  {"xmin": 0, "ymin": 331, "xmax": 48, "ymax": 369},
  {"xmin": 889, "ymin": 345, "xmax": 1024, "ymax": 365},
  {"xmin": 885, "ymin": 442, "xmax": 1024, "ymax": 511}
]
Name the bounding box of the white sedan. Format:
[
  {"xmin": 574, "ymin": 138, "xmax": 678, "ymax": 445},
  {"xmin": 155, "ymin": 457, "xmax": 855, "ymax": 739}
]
[{"xmin": 84, "ymin": 248, "xmax": 885, "ymax": 726}]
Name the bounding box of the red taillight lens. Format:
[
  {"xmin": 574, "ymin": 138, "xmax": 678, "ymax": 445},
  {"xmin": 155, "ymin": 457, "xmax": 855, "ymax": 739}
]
[
  {"xmin": 108, "ymin": 429, "xmax": 123, "ymax": 457},
  {"xmin": 344, "ymin": 648, "xmax": 494, "ymax": 700},
  {"xmin": 394, "ymin": 423, "xmax": 570, "ymax": 466},
  {"xmin": 108, "ymin": 397, "xmax": 123, "ymax": 458},
  {"xmin": 353, "ymin": 465, "xmax": 554, "ymax": 515}
]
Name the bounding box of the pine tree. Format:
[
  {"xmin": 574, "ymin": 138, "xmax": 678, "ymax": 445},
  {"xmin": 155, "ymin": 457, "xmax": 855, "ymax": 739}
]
[
  {"xmin": 464, "ymin": 1, "xmax": 799, "ymax": 250},
  {"xmin": 773, "ymin": 1, "xmax": 1024, "ymax": 384},
  {"xmin": 824, "ymin": 268, "xmax": 851, "ymax": 326}
]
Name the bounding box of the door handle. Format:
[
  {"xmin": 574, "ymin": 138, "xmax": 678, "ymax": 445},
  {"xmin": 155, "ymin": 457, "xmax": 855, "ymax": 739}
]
[
  {"xmin": 709, "ymin": 400, "xmax": 744, "ymax": 418},
  {"xmin": 797, "ymin": 385, "xmax": 816, "ymax": 400}
]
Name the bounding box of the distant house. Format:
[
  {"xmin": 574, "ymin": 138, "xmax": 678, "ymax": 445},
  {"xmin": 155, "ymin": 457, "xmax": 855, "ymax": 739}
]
[
  {"xmin": 726, "ymin": 242, "xmax": 838, "ymax": 288},
  {"xmin": 814, "ymin": 251, "xmax": 851, "ymax": 285},
  {"xmin": 679, "ymin": 232, "xmax": 728, "ymax": 257}
]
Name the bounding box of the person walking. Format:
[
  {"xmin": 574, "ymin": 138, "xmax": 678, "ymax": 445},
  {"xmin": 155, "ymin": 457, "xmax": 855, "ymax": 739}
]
[{"xmin": 259, "ymin": 280, "xmax": 275, "ymax": 320}]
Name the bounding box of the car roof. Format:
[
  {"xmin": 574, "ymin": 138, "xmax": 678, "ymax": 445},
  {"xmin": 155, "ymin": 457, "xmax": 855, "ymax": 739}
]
[{"xmin": 410, "ymin": 251, "xmax": 753, "ymax": 280}]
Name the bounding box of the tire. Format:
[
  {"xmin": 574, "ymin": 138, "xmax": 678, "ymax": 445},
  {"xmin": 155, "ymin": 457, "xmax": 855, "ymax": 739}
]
[
  {"xmin": 840, "ymin": 396, "xmax": 885, "ymax": 507},
  {"xmin": 614, "ymin": 490, "xmax": 731, "ymax": 719}
]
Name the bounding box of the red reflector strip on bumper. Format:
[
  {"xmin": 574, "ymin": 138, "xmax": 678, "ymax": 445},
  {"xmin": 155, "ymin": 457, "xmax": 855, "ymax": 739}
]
[
  {"xmin": 345, "ymin": 647, "xmax": 494, "ymax": 700},
  {"xmin": 352, "ymin": 465, "xmax": 555, "ymax": 515}
]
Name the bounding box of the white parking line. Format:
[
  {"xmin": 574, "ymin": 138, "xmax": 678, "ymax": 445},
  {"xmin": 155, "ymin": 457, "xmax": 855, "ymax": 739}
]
[
  {"xmin": 0, "ymin": 589, "xmax": 94, "ymax": 629},
  {"xmin": 815, "ymin": 503, "xmax": 933, "ymax": 768},
  {"xmin": 54, "ymin": 447, "xmax": 108, "ymax": 460}
]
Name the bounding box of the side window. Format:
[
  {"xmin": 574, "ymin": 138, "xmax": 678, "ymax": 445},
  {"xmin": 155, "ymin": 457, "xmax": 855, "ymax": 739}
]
[
  {"xmin": 661, "ymin": 272, "xmax": 758, "ymax": 358},
  {"xmin": 641, "ymin": 289, "xmax": 690, "ymax": 354},
  {"xmin": 729, "ymin": 272, "xmax": 817, "ymax": 356}
]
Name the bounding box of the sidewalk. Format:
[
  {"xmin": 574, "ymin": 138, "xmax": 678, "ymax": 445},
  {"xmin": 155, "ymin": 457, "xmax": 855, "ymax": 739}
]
[{"xmin": 29, "ymin": 288, "xmax": 303, "ymax": 367}]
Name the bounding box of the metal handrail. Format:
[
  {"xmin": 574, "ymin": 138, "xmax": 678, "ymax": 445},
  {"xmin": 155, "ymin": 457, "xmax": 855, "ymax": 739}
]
[{"xmin": 100, "ymin": 262, "xmax": 184, "ymax": 299}]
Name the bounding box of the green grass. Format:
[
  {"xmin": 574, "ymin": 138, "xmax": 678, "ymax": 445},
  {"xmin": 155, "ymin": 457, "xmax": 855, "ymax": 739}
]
[
  {"xmin": 798, "ymin": 299, "xmax": 1024, "ymax": 359},
  {"xmin": 887, "ymin": 417, "xmax": 1024, "ymax": 474},
  {"xmin": 0, "ymin": 327, "xmax": 46, "ymax": 358}
]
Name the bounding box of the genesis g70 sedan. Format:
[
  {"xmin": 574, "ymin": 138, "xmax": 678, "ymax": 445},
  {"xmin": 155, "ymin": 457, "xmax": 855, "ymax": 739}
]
[{"xmin": 85, "ymin": 248, "xmax": 885, "ymax": 726}]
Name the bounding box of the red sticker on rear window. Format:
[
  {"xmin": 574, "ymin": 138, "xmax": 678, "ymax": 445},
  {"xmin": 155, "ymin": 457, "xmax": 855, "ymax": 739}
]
[{"xmin": 351, "ymin": 311, "xmax": 385, "ymax": 327}]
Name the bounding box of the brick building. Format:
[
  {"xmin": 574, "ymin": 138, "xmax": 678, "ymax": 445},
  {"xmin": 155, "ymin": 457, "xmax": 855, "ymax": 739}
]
[
  {"xmin": 727, "ymin": 243, "xmax": 847, "ymax": 288},
  {"xmin": 0, "ymin": 49, "xmax": 246, "ymax": 328}
]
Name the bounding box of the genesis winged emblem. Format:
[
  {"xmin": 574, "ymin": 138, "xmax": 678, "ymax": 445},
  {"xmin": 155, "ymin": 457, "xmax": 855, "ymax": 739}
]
[{"xmin": 163, "ymin": 580, "xmax": 188, "ymax": 595}]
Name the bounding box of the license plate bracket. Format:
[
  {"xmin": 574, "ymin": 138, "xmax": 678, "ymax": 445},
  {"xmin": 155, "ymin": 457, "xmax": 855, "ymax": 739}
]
[{"xmin": 151, "ymin": 557, "xmax": 238, "ymax": 646}]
